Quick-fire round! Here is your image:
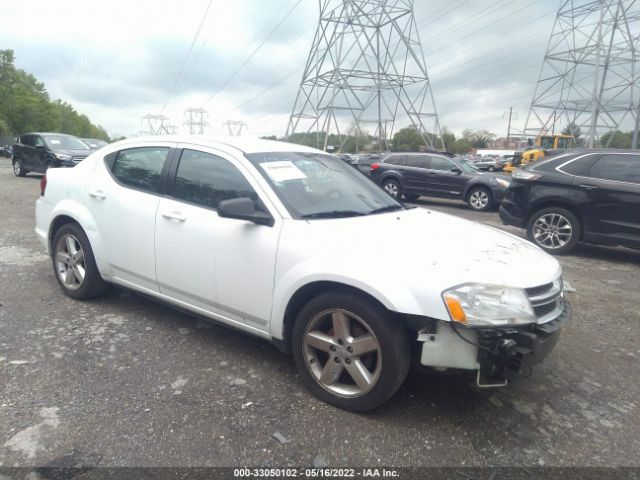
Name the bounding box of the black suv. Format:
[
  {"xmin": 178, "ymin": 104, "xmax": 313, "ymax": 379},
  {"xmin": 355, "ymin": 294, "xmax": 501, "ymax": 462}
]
[
  {"xmin": 369, "ymin": 152, "xmax": 511, "ymax": 211},
  {"xmin": 12, "ymin": 133, "xmax": 92, "ymax": 176},
  {"xmin": 500, "ymin": 149, "xmax": 640, "ymax": 254}
]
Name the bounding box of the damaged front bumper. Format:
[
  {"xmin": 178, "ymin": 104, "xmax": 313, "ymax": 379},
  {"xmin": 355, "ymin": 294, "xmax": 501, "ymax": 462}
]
[{"xmin": 418, "ymin": 300, "xmax": 571, "ymax": 387}]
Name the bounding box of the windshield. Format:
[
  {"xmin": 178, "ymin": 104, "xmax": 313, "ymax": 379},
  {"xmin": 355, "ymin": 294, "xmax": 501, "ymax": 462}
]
[
  {"xmin": 246, "ymin": 152, "xmax": 403, "ymax": 219},
  {"xmin": 44, "ymin": 135, "xmax": 89, "ymax": 150}
]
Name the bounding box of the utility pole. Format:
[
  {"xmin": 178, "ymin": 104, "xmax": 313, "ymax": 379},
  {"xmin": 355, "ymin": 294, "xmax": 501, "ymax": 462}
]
[
  {"xmin": 505, "ymin": 107, "xmax": 514, "ymax": 141},
  {"xmin": 286, "ymin": 0, "xmax": 443, "ymax": 152}
]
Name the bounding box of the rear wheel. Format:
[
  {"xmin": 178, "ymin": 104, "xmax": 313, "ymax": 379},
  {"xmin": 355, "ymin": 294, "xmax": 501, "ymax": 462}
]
[
  {"xmin": 13, "ymin": 159, "xmax": 27, "ymax": 177},
  {"xmin": 52, "ymin": 223, "xmax": 108, "ymax": 299},
  {"xmin": 467, "ymin": 187, "xmax": 492, "ymax": 211},
  {"xmin": 527, "ymin": 207, "xmax": 581, "ymax": 255},
  {"xmin": 381, "ymin": 179, "xmax": 401, "ymax": 199},
  {"xmin": 292, "ymin": 291, "xmax": 410, "ymax": 411}
]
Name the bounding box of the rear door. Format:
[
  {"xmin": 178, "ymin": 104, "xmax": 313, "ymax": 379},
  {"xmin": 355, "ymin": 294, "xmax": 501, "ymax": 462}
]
[
  {"xmin": 86, "ymin": 143, "xmax": 174, "ymax": 291},
  {"xmin": 577, "ymin": 153, "xmax": 640, "ymax": 248},
  {"xmin": 425, "ymin": 155, "xmax": 468, "ymax": 198},
  {"xmin": 403, "ymin": 154, "xmax": 429, "ymax": 192}
]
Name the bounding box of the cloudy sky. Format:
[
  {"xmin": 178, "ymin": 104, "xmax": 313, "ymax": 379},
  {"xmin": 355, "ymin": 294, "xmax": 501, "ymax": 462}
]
[{"xmin": 2, "ymin": 0, "xmax": 561, "ymax": 139}]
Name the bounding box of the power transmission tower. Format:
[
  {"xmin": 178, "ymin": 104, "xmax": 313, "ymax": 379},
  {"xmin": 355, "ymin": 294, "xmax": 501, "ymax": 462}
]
[
  {"xmin": 223, "ymin": 120, "xmax": 248, "ymax": 136},
  {"xmin": 524, "ymin": 0, "xmax": 640, "ymax": 148},
  {"xmin": 141, "ymin": 114, "xmax": 176, "ymax": 135},
  {"xmin": 286, "ymin": 0, "xmax": 443, "ymax": 153},
  {"xmin": 183, "ymin": 108, "xmax": 210, "ymax": 135}
]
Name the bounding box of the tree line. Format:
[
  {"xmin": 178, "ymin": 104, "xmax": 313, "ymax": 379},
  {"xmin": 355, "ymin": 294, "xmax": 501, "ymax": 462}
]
[{"xmin": 0, "ymin": 49, "xmax": 110, "ymax": 142}]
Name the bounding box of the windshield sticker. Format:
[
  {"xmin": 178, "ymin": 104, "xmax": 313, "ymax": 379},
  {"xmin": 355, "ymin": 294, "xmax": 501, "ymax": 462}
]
[
  {"xmin": 49, "ymin": 139, "xmax": 62, "ymax": 145},
  {"xmin": 260, "ymin": 161, "xmax": 307, "ymax": 182}
]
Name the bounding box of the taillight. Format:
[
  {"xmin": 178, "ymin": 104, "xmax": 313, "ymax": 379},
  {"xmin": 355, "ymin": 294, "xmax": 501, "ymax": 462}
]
[
  {"xmin": 370, "ymin": 163, "xmax": 380, "ymax": 171},
  {"xmin": 40, "ymin": 174, "xmax": 47, "ymax": 196}
]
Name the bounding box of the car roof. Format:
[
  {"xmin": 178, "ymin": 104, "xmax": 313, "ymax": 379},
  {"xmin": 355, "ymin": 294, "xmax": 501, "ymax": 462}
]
[
  {"xmin": 110, "ymin": 135, "xmax": 325, "ymax": 155},
  {"xmin": 24, "ymin": 132, "xmax": 78, "ymax": 136}
]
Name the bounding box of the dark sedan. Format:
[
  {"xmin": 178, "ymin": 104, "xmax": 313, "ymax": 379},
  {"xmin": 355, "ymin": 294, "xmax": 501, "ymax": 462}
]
[
  {"xmin": 500, "ymin": 149, "xmax": 640, "ymax": 254},
  {"xmin": 369, "ymin": 152, "xmax": 511, "ymax": 211}
]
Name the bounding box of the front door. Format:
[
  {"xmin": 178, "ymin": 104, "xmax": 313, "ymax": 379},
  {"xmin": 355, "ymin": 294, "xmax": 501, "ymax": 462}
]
[
  {"xmin": 425, "ymin": 155, "xmax": 468, "ymax": 198},
  {"xmin": 155, "ymin": 148, "xmax": 280, "ymax": 333}
]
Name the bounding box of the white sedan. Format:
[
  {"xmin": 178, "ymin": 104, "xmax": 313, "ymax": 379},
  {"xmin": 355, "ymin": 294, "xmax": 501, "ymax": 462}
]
[{"xmin": 35, "ymin": 136, "xmax": 570, "ymax": 411}]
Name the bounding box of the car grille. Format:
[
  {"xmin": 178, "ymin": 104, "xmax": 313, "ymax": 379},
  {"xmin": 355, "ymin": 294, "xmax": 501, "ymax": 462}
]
[{"xmin": 526, "ymin": 278, "xmax": 564, "ymax": 324}]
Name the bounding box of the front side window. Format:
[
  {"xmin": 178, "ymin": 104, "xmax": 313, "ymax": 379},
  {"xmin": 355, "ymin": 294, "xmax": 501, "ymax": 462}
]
[
  {"xmin": 590, "ymin": 154, "xmax": 640, "ymax": 183},
  {"xmin": 173, "ymin": 149, "xmax": 258, "ymax": 210},
  {"xmin": 246, "ymin": 152, "xmax": 402, "ymax": 219},
  {"xmin": 20, "ymin": 135, "xmax": 33, "ymax": 146},
  {"xmin": 109, "ymin": 147, "xmax": 169, "ymax": 194},
  {"xmin": 34, "ymin": 136, "xmax": 45, "ymax": 147},
  {"xmin": 429, "ymin": 156, "xmax": 454, "ymax": 171}
]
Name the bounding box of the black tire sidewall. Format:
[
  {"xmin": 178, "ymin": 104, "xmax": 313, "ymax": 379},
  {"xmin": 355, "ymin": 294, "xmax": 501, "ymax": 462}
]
[
  {"xmin": 51, "ymin": 223, "xmax": 107, "ymax": 299},
  {"xmin": 13, "ymin": 159, "xmax": 26, "ymax": 177},
  {"xmin": 527, "ymin": 207, "xmax": 581, "ymax": 255},
  {"xmin": 467, "ymin": 187, "xmax": 492, "ymax": 211},
  {"xmin": 292, "ymin": 291, "xmax": 410, "ymax": 412}
]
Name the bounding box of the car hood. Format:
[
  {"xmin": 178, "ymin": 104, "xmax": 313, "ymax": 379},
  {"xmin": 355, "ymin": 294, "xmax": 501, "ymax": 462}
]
[
  {"xmin": 51, "ymin": 148, "xmax": 93, "ymax": 157},
  {"xmin": 277, "ymin": 207, "xmax": 561, "ymax": 319}
]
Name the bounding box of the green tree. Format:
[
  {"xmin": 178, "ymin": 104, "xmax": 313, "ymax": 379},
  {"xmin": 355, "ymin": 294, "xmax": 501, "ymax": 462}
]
[
  {"xmin": 562, "ymin": 122, "xmax": 583, "ymax": 146},
  {"xmin": 452, "ymin": 138, "xmax": 473, "ymax": 154},
  {"xmin": 600, "ymin": 130, "xmax": 632, "ymax": 149},
  {"xmin": 440, "ymin": 127, "xmax": 456, "ymax": 152},
  {"xmin": 469, "ymin": 129, "xmax": 496, "ymax": 148},
  {"xmin": 391, "ymin": 126, "xmax": 425, "ymax": 151}
]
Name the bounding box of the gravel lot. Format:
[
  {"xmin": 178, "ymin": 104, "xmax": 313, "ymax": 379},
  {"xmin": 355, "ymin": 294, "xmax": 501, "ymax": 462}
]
[{"xmin": 1, "ymin": 158, "xmax": 639, "ymax": 468}]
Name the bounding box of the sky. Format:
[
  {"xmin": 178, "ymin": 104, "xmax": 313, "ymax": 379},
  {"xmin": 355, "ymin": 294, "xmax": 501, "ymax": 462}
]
[{"xmin": 1, "ymin": 0, "xmax": 562, "ymax": 139}]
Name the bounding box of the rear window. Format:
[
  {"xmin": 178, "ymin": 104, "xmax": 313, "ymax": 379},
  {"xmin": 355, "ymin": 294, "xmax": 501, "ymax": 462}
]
[
  {"xmin": 384, "ymin": 155, "xmax": 405, "ymax": 166},
  {"xmin": 557, "ymin": 154, "xmax": 600, "ymax": 176}
]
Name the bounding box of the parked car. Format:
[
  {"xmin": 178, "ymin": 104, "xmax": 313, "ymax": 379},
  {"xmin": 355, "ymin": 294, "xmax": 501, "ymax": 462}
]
[
  {"xmin": 473, "ymin": 156, "xmax": 504, "ymax": 172},
  {"xmin": 369, "ymin": 152, "xmax": 511, "ymax": 211},
  {"xmin": 82, "ymin": 138, "xmax": 109, "ymax": 150},
  {"xmin": 500, "ymin": 149, "xmax": 640, "ymax": 254},
  {"xmin": 12, "ymin": 133, "xmax": 93, "ymax": 176},
  {"xmin": 36, "ymin": 136, "xmax": 569, "ymax": 411},
  {"xmin": 0, "ymin": 145, "xmax": 12, "ymax": 158}
]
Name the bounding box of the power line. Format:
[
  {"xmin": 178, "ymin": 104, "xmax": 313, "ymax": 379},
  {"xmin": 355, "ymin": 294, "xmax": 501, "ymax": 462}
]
[
  {"xmin": 201, "ymin": 0, "xmax": 304, "ymax": 108},
  {"xmin": 159, "ymin": 0, "xmax": 215, "ymax": 113}
]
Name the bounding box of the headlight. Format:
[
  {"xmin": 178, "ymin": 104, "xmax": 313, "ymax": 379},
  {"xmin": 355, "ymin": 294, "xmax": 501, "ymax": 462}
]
[
  {"xmin": 495, "ymin": 178, "xmax": 510, "ymax": 188},
  {"xmin": 513, "ymin": 169, "xmax": 541, "ymax": 181},
  {"xmin": 55, "ymin": 153, "xmax": 73, "ymax": 161},
  {"xmin": 443, "ymin": 283, "xmax": 536, "ymax": 327}
]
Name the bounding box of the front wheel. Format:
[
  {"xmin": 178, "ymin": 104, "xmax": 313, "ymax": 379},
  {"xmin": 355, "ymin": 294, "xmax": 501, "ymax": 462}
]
[
  {"xmin": 467, "ymin": 187, "xmax": 492, "ymax": 211},
  {"xmin": 527, "ymin": 207, "xmax": 581, "ymax": 254},
  {"xmin": 292, "ymin": 292, "xmax": 410, "ymax": 411},
  {"xmin": 13, "ymin": 159, "xmax": 27, "ymax": 177},
  {"xmin": 52, "ymin": 223, "xmax": 108, "ymax": 299}
]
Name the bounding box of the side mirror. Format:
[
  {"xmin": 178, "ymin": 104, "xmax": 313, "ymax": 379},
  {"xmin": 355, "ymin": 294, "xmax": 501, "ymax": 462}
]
[
  {"xmin": 451, "ymin": 167, "xmax": 462, "ymax": 174},
  {"xmin": 217, "ymin": 197, "xmax": 274, "ymax": 227}
]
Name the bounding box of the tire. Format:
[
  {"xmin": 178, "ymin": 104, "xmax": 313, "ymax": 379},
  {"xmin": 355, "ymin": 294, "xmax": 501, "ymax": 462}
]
[
  {"xmin": 488, "ymin": 166, "xmax": 495, "ymax": 172},
  {"xmin": 51, "ymin": 223, "xmax": 108, "ymax": 300},
  {"xmin": 467, "ymin": 187, "xmax": 493, "ymax": 211},
  {"xmin": 13, "ymin": 159, "xmax": 27, "ymax": 177},
  {"xmin": 403, "ymin": 193, "xmax": 420, "ymax": 201},
  {"xmin": 292, "ymin": 291, "xmax": 410, "ymax": 412},
  {"xmin": 381, "ymin": 179, "xmax": 402, "ymax": 199},
  {"xmin": 527, "ymin": 207, "xmax": 581, "ymax": 255}
]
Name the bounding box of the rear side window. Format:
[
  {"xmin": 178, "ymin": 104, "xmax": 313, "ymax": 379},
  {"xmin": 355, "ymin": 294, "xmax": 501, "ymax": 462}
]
[
  {"xmin": 384, "ymin": 155, "xmax": 405, "ymax": 165},
  {"xmin": 173, "ymin": 149, "xmax": 258, "ymax": 210},
  {"xmin": 590, "ymin": 154, "xmax": 640, "ymax": 183},
  {"xmin": 406, "ymin": 155, "xmax": 427, "ymax": 168},
  {"xmin": 109, "ymin": 147, "xmax": 169, "ymax": 194},
  {"xmin": 428, "ymin": 156, "xmax": 454, "ymax": 171},
  {"xmin": 557, "ymin": 155, "xmax": 599, "ymax": 176}
]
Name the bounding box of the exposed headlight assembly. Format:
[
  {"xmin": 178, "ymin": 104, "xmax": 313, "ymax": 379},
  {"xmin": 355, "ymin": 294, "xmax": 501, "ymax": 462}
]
[
  {"xmin": 55, "ymin": 153, "xmax": 73, "ymax": 161},
  {"xmin": 443, "ymin": 283, "xmax": 536, "ymax": 327},
  {"xmin": 495, "ymin": 177, "xmax": 510, "ymax": 188}
]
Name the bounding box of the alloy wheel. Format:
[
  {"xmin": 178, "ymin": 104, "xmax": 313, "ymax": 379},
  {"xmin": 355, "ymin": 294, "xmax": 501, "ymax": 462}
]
[
  {"xmin": 54, "ymin": 233, "xmax": 86, "ymax": 290},
  {"xmin": 13, "ymin": 161, "xmax": 20, "ymax": 176},
  {"xmin": 533, "ymin": 213, "xmax": 573, "ymax": 249},
  {"xmin": 303, "ymin": 308, "xmax": 382, "ymax": 398},
  {"xmin": 469, "ymin": 190, "xmax": 489, "ymax": 209},
  {"xmin": 383, "ymin": 182, "xmax": 399, "ymax": 197}
]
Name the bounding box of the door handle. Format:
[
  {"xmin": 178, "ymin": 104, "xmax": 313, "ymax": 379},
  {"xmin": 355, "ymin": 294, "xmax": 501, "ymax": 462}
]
[
  {"xmin": 88, "ymin": 189, "xmax": 106, "ymax": 199},
  {"xmin": 161, "ymin": 211, "xmax": 187, "ymax": 222},
  {"xmin": 578, "ymin": 184, "xmax": 599, "ymax": 190}
]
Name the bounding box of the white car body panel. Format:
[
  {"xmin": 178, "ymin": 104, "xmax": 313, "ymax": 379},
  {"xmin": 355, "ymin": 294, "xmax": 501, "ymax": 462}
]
[{"xmin": 35, "ymin": 135, "xmax": 562, "ymax": 350}]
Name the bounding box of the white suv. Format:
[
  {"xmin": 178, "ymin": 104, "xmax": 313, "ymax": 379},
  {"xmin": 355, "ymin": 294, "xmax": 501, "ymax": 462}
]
[{"xmin": 35, "ymin": 136, "xmax": 570, "ymax": 411}]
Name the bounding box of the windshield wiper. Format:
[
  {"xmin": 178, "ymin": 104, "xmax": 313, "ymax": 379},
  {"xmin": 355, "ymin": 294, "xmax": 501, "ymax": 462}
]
[
  {"xmin": 301, "ymin": 210, "xmax": 367, "ymax": 219},
  {"xmin": 368, "ymin": 205, "xmax": 404, "ymax": 214}
]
